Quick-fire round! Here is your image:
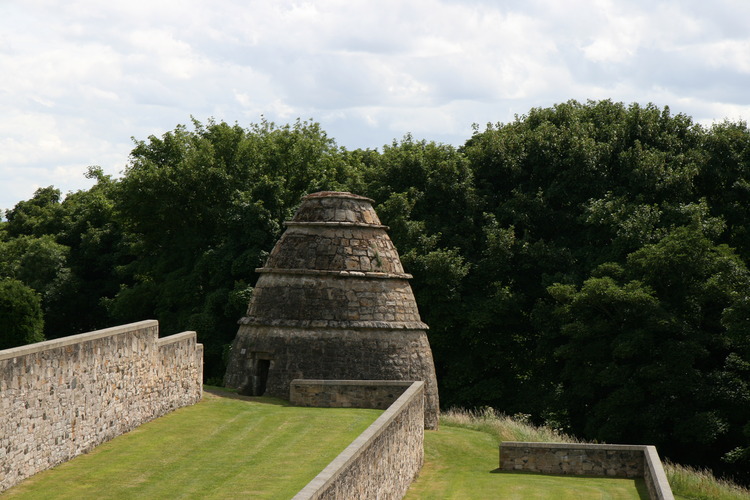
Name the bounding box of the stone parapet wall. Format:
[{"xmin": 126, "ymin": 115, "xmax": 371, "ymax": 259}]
[
  {"xmin": 0, "ymin": 320, "xmax": 203, "ymax": 493},
  {"xmin": 154, "ymin": 331, "xmax": 205, "ymax": 414},
  {"xmin": 293, "ymin": 381, "xmax": 425, "ymax": 500},
  {"xmin": 500, "ymin": 442, "xmax": 674, "ymax": 500},
  {"xmin": 501, "ymin": 441, "xmax": 644, "ymax": 477},
  {"xmin": 290, "ymin": 379, "xmax": 413, "ymax": 409}
]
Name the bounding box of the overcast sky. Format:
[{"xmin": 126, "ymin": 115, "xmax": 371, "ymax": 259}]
[{"xmin": 2, "ymin": 0, "xmax": 749, "ymax": 212}]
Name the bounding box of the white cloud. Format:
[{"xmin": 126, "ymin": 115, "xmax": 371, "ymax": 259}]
[
  {"xmin": 695, "ymin": 40, "xmax": 750, "ymax": 73},
  {"xmin": 1, "ymin": 0, "xmax": 749, "ymax": 211}
]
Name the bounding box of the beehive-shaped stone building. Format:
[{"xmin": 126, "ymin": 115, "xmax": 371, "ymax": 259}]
[{"xmin": 224, "ymin": 191, "xmax": 439, "ymax": 429}]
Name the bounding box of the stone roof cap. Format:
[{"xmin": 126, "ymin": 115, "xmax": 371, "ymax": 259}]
[{"xmin": 302, "ymin": 191, "xmax": 375, "ymax": 203}]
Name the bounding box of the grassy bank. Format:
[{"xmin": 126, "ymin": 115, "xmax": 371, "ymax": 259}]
[
  {"xmin": 433, "ymin": 408, "xmax": 750, "ymax": 500},
  {"xmin": 3, "ymin": 389, "xmax": 381, "ymax": 499},
  {"xmin": 405, "ymin": 424, "xmax": 647, "ymax": 499},
  {"xmin": 4, "ymin": 392, "xmax": 748, "ymax": 499}
]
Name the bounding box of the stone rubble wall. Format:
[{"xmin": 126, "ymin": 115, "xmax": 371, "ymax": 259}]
[
  {"xmin": 290, "ymin": 192, "xmax": 382, "ymax": 225},
  {"xmin": 290, "ymin": 379, "xmax": 413, "ymax": 409},
  {"xmin": 500, "ymin": 442, "xmax": 674, "ymax": 499},
  {"xmin": 293, "ymin": 381, "xmax": 425, "ymax": 500},
  {"xmin": 247, "ymin": 273, "xmax": 424, "ymax": 326},
  {"xmin": 262, "ymin": 225, "xmax": 407, "ymax": 276},
  {"xmin": 500, "ymin": 441, "xmax": 644, "ymax": 477},
  {"xmin": 0, "ymin": 320, "xmax": 203, "ymax": 493}
]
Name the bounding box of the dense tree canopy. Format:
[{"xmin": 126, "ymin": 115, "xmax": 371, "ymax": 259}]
[
  {"xmin": 0, "ymin": 278, "xmax": 45, "ymax": 349},
  {"xmin": 1, "ymin": 100, "xmax": 748, "ymax": 483}
]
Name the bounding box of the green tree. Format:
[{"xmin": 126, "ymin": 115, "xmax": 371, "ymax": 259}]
[
  {"xmin": 697, "ymin": 120, "xmax": 750, "ymax": 261},
  {"xmin": 719, "ymin": 297, "xmax": 750, "ymax": 483},
  {"xmin": 550, "ymin": 226, "xmax": 750, "ymax": 474},
  {"xmin": 0, "ymin": 169, "xmax": 127, "ymax": 339},
  {"xmin": 4, "ymin": 186, "xmax": 65, "ymax": 238},
  {"xmin": 0, "ymin": 233, "xmax": 73, "ymax": 339},
  {"xmin": 110, "ymin": 118, "xmax": 356, "ymax": 381},
  {"xmin": 0, "ymin": 278, "xmax": 45, "ymax": 349},
  {"xmin": 358, "ymin": 136, "xmax": 481, "ymax": 407},
  {"xmin": 1, "ymin": 105, "xmax": 748, "ymax": 482},
  {"xmin": 49, "ymin": 167, "xmax": 126, "ymax": 336}
]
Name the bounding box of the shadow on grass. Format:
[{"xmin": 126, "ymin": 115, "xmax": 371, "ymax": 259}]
[
  {"xmin": 203, "ymin": 385, "xmax": 292, "ymax": 406},
  {"xmin": 488, "ymin": 469, "xmax": 651, "ymax": 500}
]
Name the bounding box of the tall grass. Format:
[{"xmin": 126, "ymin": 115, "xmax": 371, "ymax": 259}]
[
  {"xmin": 441, "ymin": 407, "xmax": 750, "ymax": 500},
  {"xmin": 442, "ymin": 407, "xmax": 580, "ymax": 443},
  {"xmin": 664, "ymin": 461, "xmax": 750, "ymax": 500}
]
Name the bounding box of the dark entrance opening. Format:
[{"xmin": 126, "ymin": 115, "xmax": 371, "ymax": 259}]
[{"xmin": 255, "ymin": 359, "xmax": 270, "ymax": 396}]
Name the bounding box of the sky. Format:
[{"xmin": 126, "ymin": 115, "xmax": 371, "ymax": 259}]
[{"xmin": 1, "ymin": 0, "xmax": 750, "ymax": 213}]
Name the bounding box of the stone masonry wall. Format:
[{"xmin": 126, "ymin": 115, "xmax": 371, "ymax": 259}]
[
  {"xmin": 500, "ymin": 441, "xmax": 644, "ymax": 477},
  {"xmin": 500, "ymin": 442, "xmax": 675, "ymax": 500},
  {"xmin": 245, "ymin": 273, "xmax": 424, "ymax": 328},
  {"xmin": 0, "ymin": 320, "xmax": 203, "ymax": 493},
  {"xmin": 290, "ymin": 380, "xmax": 413, "ymax": 409},
  {"xmin": 225, "ymin": 191, "xmax": 440, "ymax": 430},
  {"xmin": 261, "ymin": 225, "xmax": 407, "ymax": 276},
  {"xmin": 226, "ymin": 326, "xmax": 440, "ymax": 429},
  {"xmin": 293, "ymin": 381, "xmax": 424, "ymax": 500}
]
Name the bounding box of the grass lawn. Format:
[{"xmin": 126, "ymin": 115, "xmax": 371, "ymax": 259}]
[
  {"xmin": 2, "ymin": 389, "xmax": 381, "ymax": 499},
  {"xmin": 405, "ymin": 425, "xmax": 649, "ymax": 500}
]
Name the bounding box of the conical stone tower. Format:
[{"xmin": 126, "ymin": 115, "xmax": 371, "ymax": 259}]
[{"xmin": 224, "ymin": 191, "xmax": 439, "ymax": 429}]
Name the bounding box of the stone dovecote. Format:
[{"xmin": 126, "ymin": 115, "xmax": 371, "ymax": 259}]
[{"xmin": 223, "ymin": 191, "xmax": 440, "ymax": 429}]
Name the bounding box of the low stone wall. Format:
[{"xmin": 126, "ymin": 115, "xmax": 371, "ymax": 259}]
[
  {"xmin": 643, "ymin": 445, "xmax": 675, "ymax": 500},
  {"xmin": 0, "ymin": 320, "xmax": 203, "ymax": 493},
  {"xmin": 290, "ymin": 379, "xmax": 413, "ymax": 409},
  {"xmin": 293, "ymin": 380, "xmax": 425, "ymax": 500},
  {"xmin": 500, "ymin": 441, "xmax": 644, "ymax": 477},
  {"xmin": 500, "ymin": 441, "xmax": 674, "ymax": 499}
]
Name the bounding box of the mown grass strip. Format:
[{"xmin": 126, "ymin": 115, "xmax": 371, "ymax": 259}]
[
  {"xmin": 3, "ymin": 389, "xmax": 381, "ymax": 499},
  {"xmin": 417, "ymin": 409, "xmax": 750, "ymax": 500},
  {"xmin": 405, "ymin": 425, "xmax": 648, "ymax": 500}
]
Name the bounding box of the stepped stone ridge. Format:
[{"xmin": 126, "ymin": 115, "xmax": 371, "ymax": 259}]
[{"xmin": 224, "ymin": 191, "xmax": 440, "ymax": 429}]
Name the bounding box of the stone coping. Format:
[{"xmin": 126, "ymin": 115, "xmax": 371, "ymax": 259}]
[
  {"xmin": 0, "ymin": 320, "xmax": 158, "ymax": 361},
  {"xmin": 500, "ymin": 442, "xmax": 674, "ymax": 500},
  {"xmin": 156, "ymin": 330, "xmax": 198, "ymax": 346},
  {"xmin": 644, "ymin": 446, "xmax": 675, "ymax": 500},
  {"xmin": 292, "ymin": 380, "xmax": 424, "ymax": 499},
  {"xmin": 237, "ymin": 317, "xmax": 429, "ymax": 330},
  {"xmin": 284, "ymin": 221, "xmax": 389, "ymax": 229},
  {"xmin": 254, "ymin": 268, "xmax": 413, "ymax": 280},
  {"xmin": 503, "ymin": 441, "xmax": 651, "ymax": 452},
  {"xmin": 292, "ymin": 379, "xmax": 414, "ymax": 387},
  {"xmin": 302, "ymin": 192, "xmax": 375, "ymax": 203}
]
